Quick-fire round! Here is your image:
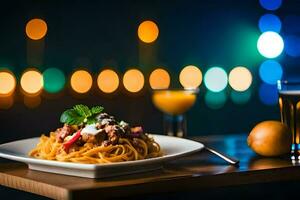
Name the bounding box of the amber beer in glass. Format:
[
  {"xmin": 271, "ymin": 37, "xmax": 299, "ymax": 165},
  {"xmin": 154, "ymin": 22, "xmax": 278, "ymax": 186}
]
[{"xmin": 278, "ymin": 81, "xmax": 300, "ymax": 161}]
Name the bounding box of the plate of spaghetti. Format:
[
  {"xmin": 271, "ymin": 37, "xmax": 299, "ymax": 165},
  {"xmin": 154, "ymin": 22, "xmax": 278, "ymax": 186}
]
[{"xmin": 0, "ymin": 105, "xmax": 204, "ymax": 178}]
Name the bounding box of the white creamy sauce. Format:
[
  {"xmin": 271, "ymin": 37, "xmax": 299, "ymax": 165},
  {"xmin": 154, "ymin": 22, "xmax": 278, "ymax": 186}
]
[{"xmin": 81, "ymin": 124, "xmax": 102, "ymax": 135}]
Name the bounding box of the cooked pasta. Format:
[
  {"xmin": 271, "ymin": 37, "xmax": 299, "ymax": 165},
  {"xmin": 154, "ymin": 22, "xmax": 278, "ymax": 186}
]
[{"xmin": 29, "ymin": 132, "xmax": 162, "ymax": 164}]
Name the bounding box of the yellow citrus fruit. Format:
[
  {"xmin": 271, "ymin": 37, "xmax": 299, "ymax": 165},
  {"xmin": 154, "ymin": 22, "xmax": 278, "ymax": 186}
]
[{"xmin": 247, "ymin": 120, "xmax": 292, "ymax": 157}]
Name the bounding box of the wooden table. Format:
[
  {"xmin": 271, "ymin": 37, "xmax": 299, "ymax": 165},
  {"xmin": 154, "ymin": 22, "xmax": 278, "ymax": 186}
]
[{"xmin": 1, "ymin": 134, "xmax": 300, "ymax": 200}]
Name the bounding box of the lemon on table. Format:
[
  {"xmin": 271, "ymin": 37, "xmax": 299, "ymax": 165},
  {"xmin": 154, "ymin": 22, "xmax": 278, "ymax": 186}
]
[{"xmin": 247, "ymin": 121, "xmax": 292, "ymax": 157}]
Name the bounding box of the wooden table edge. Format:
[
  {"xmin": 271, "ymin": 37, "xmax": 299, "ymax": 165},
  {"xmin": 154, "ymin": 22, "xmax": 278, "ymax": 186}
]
[
  {"xmin": 0, "ymin": 171, "xmax": 70, "ymax": 199},
  {"xmin": 67, "ymin": 166, "xmax": 300, "ymax": 199}
]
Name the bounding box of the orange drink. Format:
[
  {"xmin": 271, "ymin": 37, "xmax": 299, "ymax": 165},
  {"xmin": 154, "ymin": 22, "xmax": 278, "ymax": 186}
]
[
  {"xmin": 152, "ymin": 89, "xmax": 198, "ymax": 137},
  {"xmin": 152, "ymin": 90, "xmax": 196, "ymax": 115}
]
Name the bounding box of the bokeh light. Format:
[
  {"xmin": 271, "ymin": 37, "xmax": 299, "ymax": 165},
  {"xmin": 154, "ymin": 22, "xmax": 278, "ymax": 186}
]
[
  {"xmin": 259, "ymin": 60, "xmax": 283, "ymax": 85},
  {"xmin": 149, "ymin": 68, "xmax": 170, "ymax": 89},
  {"xmin": 231, "ymin": 89, "xmax": 252, "ymax": 105},
  {"xmin": 257, "ymin": 31, "xmax": 284, "ymax": 58},
  {"xmin": 138, "ymin": 20, "xmax": 159, "ymax": 43},
  {"xmin": 97, "ymin": 69, "xmax": 119, "ymax": 93},
  {"xmin": 179, "ymin": 65, "xmax": 202, "ymax": 89},
  {"xmin": 70, "ymin": 70, "xmax": 93, "ymax": 94},
  {"xmin": 204, "ymin": 67, "xmax": 228, "ymax": 92},
  {"xmin": 284, "ymin": 35, "xmax": 300, "ymax": 57},
  {"xmin": 123, "ymin": 69, "xmax": 144, "ymax": 93},
  {"xmin": 43, "ymin": 68, "xmax": 65, "ymax": 93},
  {"xmin": 229, "ymin": 67, "xmax": 252, "ymax": 92},
  {"xmin": 0, "ymin": 70, "xmax": 16, "ymax": 96},
  {"xmin": 25, "ymin": 18, "xmax": 48, "ymax": 40},
  {"xmin": 259, "ymin": 0, "xmax": 282, "ymax": 11},
  {"xmin": 24, "ymin": 95, "xmax": 42, "ymax": 108},
  {"xmin": 259, "ymin": 83, "xmax": 278, "ymax": 106},
  {"xmin": 258, "ymin": 14, "xmax": 281, "ymax": 33},
  {"xmin": 20, "ymin": 69, "xmax": 43, "ymax": 95},
  {"xmin": 205, "ymin": 91, "xmax": 227, "ymax": 109}
]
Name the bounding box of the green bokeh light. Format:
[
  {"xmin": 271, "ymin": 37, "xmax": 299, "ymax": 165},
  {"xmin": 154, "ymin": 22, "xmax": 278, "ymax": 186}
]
[
  {"xmin": 205, "ymin": 90, "xmax": 227, "ymax": 109},
  {"xmin": 43, "ymin": 68, "xmax": 65, "ymax": 93},
  {"xmin": 204, "ymin": 67, "xmax": 228, "ymax": 92},
  {"xmin": 230, "ymin": 89, "xmax": 252, "ymax": 105}
]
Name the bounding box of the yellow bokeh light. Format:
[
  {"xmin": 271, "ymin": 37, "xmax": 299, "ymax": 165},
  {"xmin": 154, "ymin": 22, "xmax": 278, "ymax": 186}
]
[
  {"xmin": 20, "ymin": 69, "xmax": 43, "ymax": 95},
  {"xmin": 138, "ymin": 20, "xmax": 159, "ymax": 43},
  {"xmin": 229, "ymin": 66, "xmax": 252, "ymax": 92},
  {"xmin": 97, "ymin": 69, "xmax": 119, "ymax": 93},
  {"xmin": 70, "ymin": 70, "xmax": 93, "ymax": 94},
  {"xmin": 149, "ymin": 68, "xmax": 170, "ymax": 89},
  {"xmin": 25, "ymin": 18, "xmax": 48, "ymax": 40},
  {"xmin": 123, "ymin": 69, "xmax": 144, "ymax": 93},
  {"xmin": 0, "ymin": 70, "xmax": 16, "ymax": 96},
  {"xmin": 179, "ymin": 65, "xmax": 202, "ymax": 88}
]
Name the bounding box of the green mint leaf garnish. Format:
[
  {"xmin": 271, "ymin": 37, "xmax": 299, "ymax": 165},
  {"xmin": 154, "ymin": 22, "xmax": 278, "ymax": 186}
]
[
  {"xmin": 86, "ymin": 117, "xmax": 97, "ymax": 125},
  {"xmin": 60, "ymin": 109, "xmax": 85, "ymax": 125},
  {"xmin": 91, "ymin": 106, "xmax": 104, "ymax": 114},
  {"xmin": 73, "ymin": 104, "xmax": 91, "ymax": 118},
  {"xmin": 60, "ymin": 104, "xmax": 104, "ymax": 125}
]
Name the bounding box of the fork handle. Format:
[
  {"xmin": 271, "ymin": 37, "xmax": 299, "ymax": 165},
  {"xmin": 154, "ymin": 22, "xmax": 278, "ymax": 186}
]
[{"xmin": 205, "ymin": 146, "xmax": 240, "ymax": 166}]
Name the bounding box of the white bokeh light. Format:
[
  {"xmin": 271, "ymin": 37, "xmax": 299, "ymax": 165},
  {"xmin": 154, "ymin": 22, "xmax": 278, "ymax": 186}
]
[{"xmin": 257, "ymin": 31, "xmax": 284, "ymax": 58}]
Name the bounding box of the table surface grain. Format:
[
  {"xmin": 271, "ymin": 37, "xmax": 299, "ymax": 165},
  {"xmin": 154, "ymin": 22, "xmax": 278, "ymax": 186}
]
[{"xmin": 0, "ymin": 134, "xmax": 299, "ymax": 200}]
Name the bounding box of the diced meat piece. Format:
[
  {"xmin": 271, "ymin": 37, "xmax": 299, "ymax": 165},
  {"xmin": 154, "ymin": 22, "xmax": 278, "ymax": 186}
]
[
  {"xmin": 81, "ymin": 132, "xmax": 106, "ymax": 144},
  {"xmin": 56, "ymin": 124, "xmax": 74, "ymax": 142},
  {"xmin": 131, "ymin": 126, "xmax": 143, "ymax": 137},
  {"xmin": 96, "ymin": 113, "xmax": 117, "ymax": 127},
  {"xmin": 104, "ymin": 125, "xmax": 124, "ymax": 145},
  {"xmin": 96, "ymin": 113, "xmax": 110, "ymax": 121},
  {"xmin": 102, "ymin": 140, "xmax": 111, "ymax": 147}
]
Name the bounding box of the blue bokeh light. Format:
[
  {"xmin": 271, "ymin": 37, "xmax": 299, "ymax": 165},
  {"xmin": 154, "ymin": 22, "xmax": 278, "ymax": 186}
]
[
  {"xmin": 230, "ymin": 89, "xmax": 252, "ymax": 105},
  {"xmin": 259, "ymin": 60, "xmax": 283, "ymax": 85},
  {"xmin": 258, "ymin": 14, "xmax": 281, "ymax": 33},
  {"xmin": 259, "ymin": 0, "xmax": 282, "ymax": 11},
  {"xmin": 284, "ymin": 35, "xmax": 300, "ymax": 57},
  {"xmin": 205, "ymin": 91, "xmax": 227, "ymax": 109},
  {"xmin": 259, "ymin": 83, "xmax": 278, "ymax": 106}
]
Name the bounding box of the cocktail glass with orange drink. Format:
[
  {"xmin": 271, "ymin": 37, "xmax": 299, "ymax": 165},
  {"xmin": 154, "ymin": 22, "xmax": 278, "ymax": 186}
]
[{"xmin": 152, "ymin": 88, "xmax": 198, "ymax": 137}]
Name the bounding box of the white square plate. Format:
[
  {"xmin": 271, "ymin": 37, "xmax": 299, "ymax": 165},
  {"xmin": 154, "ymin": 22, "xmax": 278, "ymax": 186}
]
[{"xmin": 0, "ymin": 134, "xmax": 204, "ymax": 178}]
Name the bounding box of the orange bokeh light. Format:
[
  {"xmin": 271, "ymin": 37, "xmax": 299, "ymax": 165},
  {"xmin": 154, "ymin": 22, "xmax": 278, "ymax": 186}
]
[
  {"xmin": 149, "ymin": 68, "xmax": 170, "ymax": 89},
  {"xmin": 229, "ymin": 66, "xmax": 252, "ymax": 92},
  {"xmin": 179, "ymin": 65, "xmax": 202, "ymax": 88},
  {"xmin": 97, "ymin": 69, "xmax": 119, "ymax": 93},
  {"xmin": 0, "ymin": 70, "xmax": 16, "ymax": 96},
  {"xmin": 26, "ymin": 18, "xmax": 48, "ymax": 40},
  {"xmin": 70, "ymin": 70, "xmax": 93, "ymax": 94},
  {"xmin": 20, "ymin": 69, "xmax": 43, "ymax": 95},
  {"xmin": 138, "ymin": 20, "xmax": 159, "ymax": 43},
  {"xmin": 123, "ymin": 69, "xmax": 144, "ymax": 93}
]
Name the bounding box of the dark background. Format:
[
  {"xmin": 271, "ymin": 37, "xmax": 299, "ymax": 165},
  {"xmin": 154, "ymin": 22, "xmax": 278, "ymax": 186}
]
[
  {"xmin": 1, "ymin": 0, "xmax": 300, "ymax": 199},
  {"xmin": 2, "ymin": 0, "xmax": 297, "ymax": 143}
]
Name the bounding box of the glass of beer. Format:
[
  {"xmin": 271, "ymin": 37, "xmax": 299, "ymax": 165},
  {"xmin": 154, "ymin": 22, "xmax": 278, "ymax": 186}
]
[
  {"xmin": 152, "ymin": 88, "xmax": 199, "ymax": 138},
  {"xmin": 277, "ymin": 80, "xmax": 300, "ymax": 161}
]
